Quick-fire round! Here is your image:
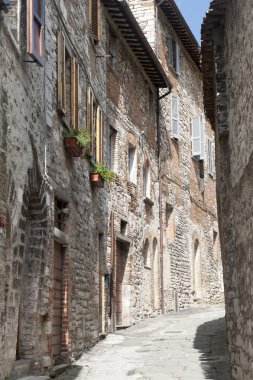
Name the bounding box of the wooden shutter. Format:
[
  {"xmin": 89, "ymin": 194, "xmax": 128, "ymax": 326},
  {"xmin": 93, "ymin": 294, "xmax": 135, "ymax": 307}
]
[
  {"xmin": 176, "ymin": 43, "xmax": 181, "ymax": 74},
  {"xmin": 71, "ymin": 58, "xmax": 79, "ymax": 129},
  {"xmin": 57, "ymin": 31, "xmax": 66, "ymax": 114},
  {"xmin": 87, "ymin": 88, "xmax": 95, "ymax": 156},
  {"xmin": 191, "ymin": 116, "xmax": 201, "ymax": 156},
  {"xmin": 90, "ymin": 0, "xmax": 100, "ymax": 41},
  {"xmin": 171, "ymin": 95, "xmax": 179, "ymax": 139},
  {"xmin": 96, "ymin": 106, "xmax": 103, "ymax": 163},
  {"xmin": 27, "ymin": 0, "xmax": 44, "ymax": 66},
  {"xmin": 200, "ymin": 116, "xmax": 205, "ymax": 160}
]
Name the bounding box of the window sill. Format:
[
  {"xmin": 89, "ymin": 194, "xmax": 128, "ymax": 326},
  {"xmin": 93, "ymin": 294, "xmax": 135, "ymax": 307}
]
[{"xmin": 144, "ymin": 197, "xmax": 154, "ymax": 207}]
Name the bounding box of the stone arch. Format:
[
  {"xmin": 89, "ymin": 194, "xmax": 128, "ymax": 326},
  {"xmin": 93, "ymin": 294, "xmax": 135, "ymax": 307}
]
[
  {"xmin": 12, "ymin": 165, "xmax": 49, "ymax": 369},
  {"xmin": 192, "ymin": 238, "xmax": 202, "ymax": 299},
  {"xmin": 153, "ymin": 238, "xmax": 160, "ymax": 310}
]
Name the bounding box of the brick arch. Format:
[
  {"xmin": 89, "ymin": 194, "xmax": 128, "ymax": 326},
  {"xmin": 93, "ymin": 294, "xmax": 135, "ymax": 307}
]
[{"xmin": 13, "ymin": 165, "xmax": 49, "ymax": 367}]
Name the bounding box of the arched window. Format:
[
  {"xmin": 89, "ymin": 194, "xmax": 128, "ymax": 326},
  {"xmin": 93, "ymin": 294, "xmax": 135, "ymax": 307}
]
[
  {"xmin": 143, "ymin": 239, "xmax": 151, "ymax": 268},
  {"xmin": 143, "ymin": 160, "xmax": 150, "ymax": 198}
]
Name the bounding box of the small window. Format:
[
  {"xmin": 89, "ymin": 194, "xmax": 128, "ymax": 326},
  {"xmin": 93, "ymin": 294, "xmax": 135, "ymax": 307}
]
[
  {"xmin": 89, "ymin": 0, "xmax": 100, "ymax": 42},
  {"xmin": 199, "ymin": 160, "xmax": 204, "ymax": 179},
  {"xmin": 213, "ymin": 230, "xmax": 219, "ymax": 261},
  {"xmin": 27, "ymin": 0, "xmax": 44, "ymax": 66},
  {"xmin": 54, "ymin": 198, "xmax": 69, "ymax": 231},
  {"xmin": 109, "ymin": 127, "xmax": 117, "ymax": 171},
  {"xmin": 128, "ymin": 144, "xmax": 137, "ymax": 184},
  {"xmin": 4, "ymin": 0, "xmax": 20, "ymax": 44},
  {"xmin": 166, "ymin": 204, "xmax": 175, "ymax": 241},
  {"xmin": 120, "ymin": 220, "xmax": 127, "ymax": 235},
  {"xmin": 171, "ymin": 94, "xmax": 179, "ymax": 139},
  {"xmin": 143, "ymin": 161, "xmax": 150, "ymax": 199},
  {"xmin": 168, "ymin": 36, "xmax": 180, "ymax": 74},
  {"xmin": 108, "ymin": 26, "xmax": 117, "ymax": 68}
]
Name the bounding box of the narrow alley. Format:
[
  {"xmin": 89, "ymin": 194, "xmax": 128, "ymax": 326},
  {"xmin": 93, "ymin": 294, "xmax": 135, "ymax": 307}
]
[{"xmin": 55, "ymin": 305, "xmax": 231, "ymax": 380}]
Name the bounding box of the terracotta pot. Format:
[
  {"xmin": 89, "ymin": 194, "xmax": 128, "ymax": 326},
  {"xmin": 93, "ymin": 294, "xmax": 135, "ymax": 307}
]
[
  {"xmin": 90, "ymin": 172, "xmax": 104, "ymax": 187},
  {"xmin": 64, "ymin": 137, "xmax": 83, "ymax": 157}
]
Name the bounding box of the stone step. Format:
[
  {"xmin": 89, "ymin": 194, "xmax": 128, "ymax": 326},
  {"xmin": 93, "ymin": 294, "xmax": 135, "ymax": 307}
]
[
  {"xmin": 13, "ymin": 360, "xmax": 32, "ymax": 379},
  {"xmin": 51, "ymin": 364, "xmax": 70, "ymax": 377}
]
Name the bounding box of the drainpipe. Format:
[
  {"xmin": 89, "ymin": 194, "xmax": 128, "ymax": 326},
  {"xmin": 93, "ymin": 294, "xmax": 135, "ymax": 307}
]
[{"xmin": 156, "ymin": 88, "xmax": 171, "ymax": 314}]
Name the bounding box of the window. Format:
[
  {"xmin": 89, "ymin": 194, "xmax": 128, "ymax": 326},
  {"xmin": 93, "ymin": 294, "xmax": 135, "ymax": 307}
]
[
  {"xmin": 89, "ymin": 0, "xmax": 100, "ymax": 41},
  {"xmin": 27, "ymin": 0, "xmax": 44, "ymax": 66},
  {"xmin": 58, "ymin": 31, "xmax": 79, "ymax": 129},
  {"xmin": 171, "ymin": 94, "xmax": 179, "ymax": 139},
  {"xmin": 143, "ymin": 160, "xmax": 150, "ymax": 199},
  {"xmin": 120, "ymin": 220, "xmax": 127, "ymax": 235},
  {"xmin": 0, "ymin": 1, "xmax": 10, "ymax": 13},
  {"xmin": 149, "ymin": 89, "xmax": 154, "ymax": 120},
  {"xmin": 109, "ymin": 127, "xmax": 117, "ymax": 171},
  {"xmin": 207, "ymin": 139, "xmax": 213, "ymax": 174},
  {"xmin": 3, "ymin": 0, "xmax": 20, "ymax": 45},
  {"xmin": 54, "ymin": 198, "xmax": 69, "ymax": 231},
  {"xmin": 108, "ymin": 26, "xmax": 117, "ymax": 68},
  {"xmin": 191, "ymin": 115, "xmax": 205, "ymax": 159},
  {"xmin": 165, "ymin": 204, "xmax": 175, "ymax": 241},
  {"xmin": 87, "ymin": 87, "xmax": 104, "ymax": 162},
  {"xmin": 168, "ymin": 36, "xmax": 180, "ymax": 74},
  {"xmin": 128, "ymin": 144, "xmax": 137, "ymax": 184}
]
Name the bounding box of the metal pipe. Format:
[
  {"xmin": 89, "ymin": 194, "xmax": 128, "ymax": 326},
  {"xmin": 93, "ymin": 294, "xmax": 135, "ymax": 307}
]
[{"xmin": 156, "ymin": 88, "xmax": 171, "ymax": 314}]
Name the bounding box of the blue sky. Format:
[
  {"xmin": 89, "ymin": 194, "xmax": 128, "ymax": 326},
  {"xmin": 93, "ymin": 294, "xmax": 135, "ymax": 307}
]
[{"xmin": 175, "ymin": 0, "xmax": 211, "ymax": 43}]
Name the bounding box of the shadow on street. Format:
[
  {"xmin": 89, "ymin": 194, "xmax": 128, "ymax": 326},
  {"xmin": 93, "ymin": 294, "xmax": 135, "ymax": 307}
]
[{"xmin": 194, "ymin": 317, "xmax": 232, "ymax": 380}]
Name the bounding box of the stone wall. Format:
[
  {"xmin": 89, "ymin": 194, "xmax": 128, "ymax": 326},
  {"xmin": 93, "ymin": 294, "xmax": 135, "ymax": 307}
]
[
  {"xmin": 202, "ymin": 1, "xmax": 253, "ymax": 379},
  {"xmin": 0, "ymin": 0, "xmax": 108, "ymax": 377}
]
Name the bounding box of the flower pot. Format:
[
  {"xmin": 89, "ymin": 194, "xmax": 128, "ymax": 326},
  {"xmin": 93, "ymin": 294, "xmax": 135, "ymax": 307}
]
[
  {"xmin": 90, "ymin": 172, "xmax": 104, "ymax": 187},
  {"xmin": 64, "ymin": 137, "xmax": 83, "ymax": 157}
]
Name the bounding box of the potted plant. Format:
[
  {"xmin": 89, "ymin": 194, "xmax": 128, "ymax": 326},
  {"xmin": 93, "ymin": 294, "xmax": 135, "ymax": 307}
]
[
  {"xmin": 63, "ymin": 128, "xmax": 91, "ymax": 157},
  {"xmin": 90, "ymin": 162, "xmax": 115, "ymax": 187}
]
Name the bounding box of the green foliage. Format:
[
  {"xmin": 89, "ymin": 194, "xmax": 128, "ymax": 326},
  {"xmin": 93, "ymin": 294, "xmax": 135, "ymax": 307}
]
[
  {"xmin": 63, "ymin": 128, "xmax": 91, "ymax": 150},
  {"xmin": 91, "ymin": 162, "xmax": 116, "ymax": 182}
]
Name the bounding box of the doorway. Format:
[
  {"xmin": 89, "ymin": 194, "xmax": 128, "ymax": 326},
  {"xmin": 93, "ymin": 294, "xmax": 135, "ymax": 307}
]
[
  {"xmin": 52, "ymin": 241, "xmax": 63, "ymax": 365},
  {"xmin": 115, "ymin": 241, "xmax": 130, "ymax": 327}
]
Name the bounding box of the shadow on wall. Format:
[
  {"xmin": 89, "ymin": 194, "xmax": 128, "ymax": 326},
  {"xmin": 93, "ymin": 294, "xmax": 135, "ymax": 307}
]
[{"xmin": 194, "ymin": 317, "xmax": 232, "ymax": 380}]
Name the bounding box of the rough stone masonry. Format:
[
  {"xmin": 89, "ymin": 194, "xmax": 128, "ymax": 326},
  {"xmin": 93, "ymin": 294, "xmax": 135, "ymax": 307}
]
[{"xmin": 0, "ymin": 0, "xmax": 223, "ymax": 378}]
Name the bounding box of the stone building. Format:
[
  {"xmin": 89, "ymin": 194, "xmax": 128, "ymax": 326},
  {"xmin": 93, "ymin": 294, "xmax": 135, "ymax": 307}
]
[
  {"xmin": 0, "ymin": 0, "xmax": 222, "ymax": 378},
  {"xmin": 0, "ymin": 0, "xmax": 109, "ymax": 377},
  {"xmin": 202, "ymin": 1, "xmax": 253, "ymax": 379},
  {"xmin": 126, "ymin": 0, "xmax": 223, "ymax": 315}
]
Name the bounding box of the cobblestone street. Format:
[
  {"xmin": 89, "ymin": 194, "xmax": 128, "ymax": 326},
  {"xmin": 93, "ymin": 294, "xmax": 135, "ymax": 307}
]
[{"xmin": 56, "ymin": 305, "xmax": 231, "ymax": 380}]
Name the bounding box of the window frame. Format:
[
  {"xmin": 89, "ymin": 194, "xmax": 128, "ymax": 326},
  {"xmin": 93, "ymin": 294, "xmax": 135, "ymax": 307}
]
[{"xmin": 27, "ymin": 0, "xmax": 44, "ymax": 66}]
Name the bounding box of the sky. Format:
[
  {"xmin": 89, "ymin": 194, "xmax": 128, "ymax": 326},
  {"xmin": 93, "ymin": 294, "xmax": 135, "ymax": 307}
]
[{"xmin": 175, "ymin": 0, "xmax": 211, "ymax": 43}]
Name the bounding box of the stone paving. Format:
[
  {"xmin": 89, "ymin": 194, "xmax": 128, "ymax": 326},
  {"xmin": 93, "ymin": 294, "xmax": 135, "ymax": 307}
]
[{"xmin": 56, "ymin": 305, "xmax": 232, "ymax": 380}]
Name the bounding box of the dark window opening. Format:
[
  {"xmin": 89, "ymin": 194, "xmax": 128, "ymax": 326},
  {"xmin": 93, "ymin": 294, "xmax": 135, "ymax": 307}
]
[{"xmin": 54, "ymin": 198, "xmax": 69, "ymax": 231}]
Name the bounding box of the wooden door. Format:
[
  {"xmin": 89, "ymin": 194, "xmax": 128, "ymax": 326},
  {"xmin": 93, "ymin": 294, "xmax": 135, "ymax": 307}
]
[{"xmin": 52, "ymin": 242, "xmax": 63, "ymax": 364}]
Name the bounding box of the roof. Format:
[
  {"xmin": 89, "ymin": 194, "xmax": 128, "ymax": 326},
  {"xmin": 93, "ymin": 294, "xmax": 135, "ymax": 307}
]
[
  {"xmin": 157, "ymin": 0, "xmax": 201, "ymax": 70},
  {"xmin": 201, "ymin": 0, "xmax": 227, "ymax": 128},
  {"xmin": 101, "ymin": 0, "xmax": 172, "ymax": 89}
]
